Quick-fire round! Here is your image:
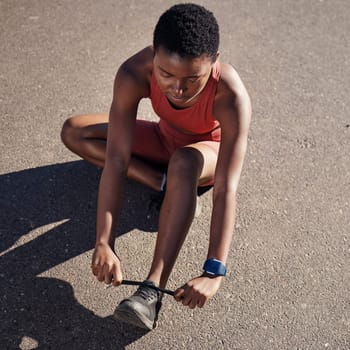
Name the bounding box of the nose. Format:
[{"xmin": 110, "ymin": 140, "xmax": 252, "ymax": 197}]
[{"xmin": 173, "ymin": 80, "xmax": 185, "ymax": 96}]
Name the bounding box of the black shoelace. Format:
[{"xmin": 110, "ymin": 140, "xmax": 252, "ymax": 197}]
[{"xmin": 121, "ymin": 280, "xmax": 174, "ymax": 296}]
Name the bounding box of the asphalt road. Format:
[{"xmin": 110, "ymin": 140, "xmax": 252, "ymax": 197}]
[{"xmin": 1, "ymin": 1, "xmax": 349, "ymax": 349}]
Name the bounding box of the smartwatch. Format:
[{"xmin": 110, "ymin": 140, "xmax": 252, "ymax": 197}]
[{"xmin": 203, "ymin": 258, "xmax": 227, "ymax": 277}]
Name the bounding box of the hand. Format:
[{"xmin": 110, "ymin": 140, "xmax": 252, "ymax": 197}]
[
  {"xmin": 174, "ymin": 274, "xmax": 223, "ymax": 309},
  {"xmin": 91, "ymin": 242, "xmax": 123, "ymax": 286}
]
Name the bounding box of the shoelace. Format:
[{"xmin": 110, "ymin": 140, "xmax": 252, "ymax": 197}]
[
  {"xmin": 107, "ymin": 279, "xmax": 175, "ymax": 296},
  {"xmin": 121, "ymin": 280, "xmax": 175, "ymax": 296},
  {"xmin": 135, "ymin": 285, "xmax": 158, "ymax": 301}
]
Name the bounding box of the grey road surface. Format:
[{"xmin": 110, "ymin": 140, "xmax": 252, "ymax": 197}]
[{"xmin": 1, "ymin": 1, "xmax": 349, "ymax": 349}]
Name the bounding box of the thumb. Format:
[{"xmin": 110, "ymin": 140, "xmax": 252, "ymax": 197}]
[{"xmin": 174, "ymin": 286, "xmax": 186, "ymax": 301}]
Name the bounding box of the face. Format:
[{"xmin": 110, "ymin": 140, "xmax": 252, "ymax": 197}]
[{"xmin": 153, "ymin": 47, "xmax": 216, "ymax": 108}]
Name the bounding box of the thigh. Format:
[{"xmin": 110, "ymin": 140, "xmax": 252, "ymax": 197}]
[
  {"xmin": 68, "ymin": 113, "xmax": 109, "ymax": 139},
  {"xmin": 132, "ymin": 120, "xmax": 170, "ymax": 164},
  {"xmin": 184, "ymin": 141, "xmax": 220, "ymax": 186},
  {"xmin": 67, "ymin": 116, "xmax": 172, "ymax": 164}
]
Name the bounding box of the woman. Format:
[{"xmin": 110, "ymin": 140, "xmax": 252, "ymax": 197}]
[{"xmin": 61, "ymin": 3, "xmax": 251, "ymax": 330}]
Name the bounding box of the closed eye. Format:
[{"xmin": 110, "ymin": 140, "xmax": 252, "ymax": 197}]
[
  {"xmin": 188, "ymin": 77, "xmax": 200, "ymax": 83},
  {"xmin": 160, "ymin": 72, "xmax": 172, "ymax": 78}
]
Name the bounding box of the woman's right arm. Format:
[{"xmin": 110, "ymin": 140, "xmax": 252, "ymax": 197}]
[{"xmin": 91, "ymin": 59, "xmax": 147, "ymax": 286}]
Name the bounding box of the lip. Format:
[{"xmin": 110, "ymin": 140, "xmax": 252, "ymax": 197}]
[
  {"xmin": 167, "ymin": 94, "xmax": 190, "ymax": 103},
  {"xmin": 167, "ymin": 87, "xmax": 204, "ymax": 105},
  {"xmin": 169, "ymin": 94, "xmax": 186, "ymax": 100}
]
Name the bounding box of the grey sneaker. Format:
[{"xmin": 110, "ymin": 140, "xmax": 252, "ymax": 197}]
[{"xmin": 113, "ymin": 280, "xmax": 163, "ymax": 330}]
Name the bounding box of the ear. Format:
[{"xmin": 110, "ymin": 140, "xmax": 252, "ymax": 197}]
[{"xmin": 212, "ymin": 51, "xmax": 220, "ymax": 63}]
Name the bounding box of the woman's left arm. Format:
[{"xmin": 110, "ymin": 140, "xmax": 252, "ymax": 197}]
[
  {"xmin": 207, "ymin": 68, "xmax": 252, "ymax": 265},
  {"xmin": 174, "ymin": 66, "xmax": 251, "ymax": 308}
]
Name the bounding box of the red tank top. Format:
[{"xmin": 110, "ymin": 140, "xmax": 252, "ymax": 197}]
[{"xmin": 150, "ymin": 61, "xmax": 221, "ymax": 135}]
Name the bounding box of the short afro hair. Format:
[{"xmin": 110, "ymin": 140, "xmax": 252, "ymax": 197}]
[{"xmin": 153, "ymin": 3, "xmax": 220, "ymax": 61}]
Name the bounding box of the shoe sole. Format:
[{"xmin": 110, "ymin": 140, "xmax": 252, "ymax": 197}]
[
  {"xmin": 194, "ymin": 200, "xmax": 202, "ymax": 217},
  {"xmin": 113, "ymin": 303, "xmax": 154, "ymax": 330}
]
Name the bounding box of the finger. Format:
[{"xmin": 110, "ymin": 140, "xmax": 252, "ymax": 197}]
[
  {"xmin": 91, "ymin": 257, "xmax": 100, "ymax": 276},
  {"xmin": 91, "ymin": 252, "xmax": 99, "ymax": 267},
  {"xmin": 112, "ymin": 278, "xmax": 122, "ymax": 287},
  {"xmin": 188, "ymin": 292, "xmax": 200, "ymax": 309},
  {"xmin": 92, "ymin": 265, "xmax": 99, "ymax": 276},
  {"xmin": 103, "ymin": 263, "xmax": 113, "ymax": 285},
  {"xmin": 189, "ymin": 303, "xmax": 197, "ymax": 309},
  {"xmin": 174, "ymin": 288, "xmax": 185, "ymax": 301},
  {"xmin": 198, "ymin": 297, "xmax": 206, "ymax": 308},
  {"xmin": 97, "ymin": 264, "xmax": 105, "ymax": 282},
  {"xmin": 181, "ymin": 293, "xmax": 192, "ymax": 306},
  {"xmin": 112, "ymin": 265, "xmax": 122, "ymax": 286},
  {"xmin": 104, "ymin": 274, "xmax": 112, "ymax": 285}
]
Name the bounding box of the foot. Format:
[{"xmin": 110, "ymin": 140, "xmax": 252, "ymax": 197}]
[{"xmin": 113, "ymin": 280, "xmax": 163, "ymax": 330}]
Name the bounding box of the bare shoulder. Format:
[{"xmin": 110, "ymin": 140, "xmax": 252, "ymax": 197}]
[
  {"xmin": 217, "ymin": 62, "xmax": 250, "ymax": 102},
  {"xmin": 114, "ymin": 46, "xmax": 154, "ymax": 99},
  {"xmin": 214, "ymin": 62, "xmax": 251, "ymax": 126}
]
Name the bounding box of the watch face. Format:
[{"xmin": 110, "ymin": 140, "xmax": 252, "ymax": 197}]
[
  {"xmin": 206, "ymin": 265, "xmax": 216, "ymax": 275},
  {"xmin": 204, "ymin": 259, "xmax": 226, "ymax": 276}
]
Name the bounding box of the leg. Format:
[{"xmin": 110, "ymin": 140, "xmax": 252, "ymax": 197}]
[
  {"xmin": 114, "ymin": 143, "xmax": 218, "ymax": 329},
  {"xmin": 61, "ymin": 114, "xmax": 109, "ymax": 167},
  {"xmin": 147, "ymin": 143, "xmax": 219, "ymax": 287},
  {"xmin": 60, "ymin": 114, "xmax": 167, "ymax": 191}
]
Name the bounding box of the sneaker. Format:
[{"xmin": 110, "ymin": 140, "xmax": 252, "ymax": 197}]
[
  {"xmin": 113, "ymin": 280, "xmax": 163, "ymax": 330},
  {"xmin": 194, "ymin": 197, "xmax": 202, "ymax": 217}
]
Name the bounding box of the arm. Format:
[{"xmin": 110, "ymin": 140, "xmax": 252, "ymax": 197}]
[
  {"xmin": 92, "ymin": 58, "xmax": 147, "ymax": 286},
  {"xmin": 208, "ymin": 75, "xmax": 251, "ymax": 265},
  {"xmin": 174, "ymin": 66, "xmax": 251, "ymax": 307}
]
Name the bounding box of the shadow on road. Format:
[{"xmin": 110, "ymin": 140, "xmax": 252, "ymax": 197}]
[{"xmin": 0, "ymin": 161, "xmax": 161, "ymax": 349}]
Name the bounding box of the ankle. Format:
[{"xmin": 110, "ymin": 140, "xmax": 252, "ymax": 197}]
[{"xmin": 145, "ymin": 274, "xmax": 161, "ymax": 287}]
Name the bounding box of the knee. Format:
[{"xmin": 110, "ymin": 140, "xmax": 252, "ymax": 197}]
[
  {"xmin": 60, "ymin": 116, "xmax": 79, "ymax": 148},
  {"xmin": 168, "ymin": 147, "xmax": 204, "ymax": 183}
]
